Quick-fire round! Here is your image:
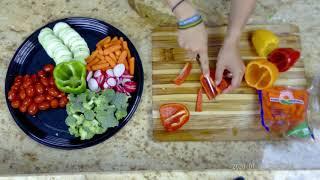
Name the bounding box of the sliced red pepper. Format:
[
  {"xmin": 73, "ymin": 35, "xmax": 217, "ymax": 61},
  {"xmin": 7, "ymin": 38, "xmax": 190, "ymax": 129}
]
[
  {"xmin": 159, "ymin": 103, "xmax": 190, "ymax": 132},
  {"xmin": 173, "ymin": 62, "xmax": 192, "ymax": 85},
  {"xmin": 267, "ymin": 48, "xmax": 300, "ymax": 72},
  {"xmin": 200, "ymin": 69, "xmax": 231, "ymax": 99},
  {"xmin": 196, "ymin": 88, "xmax": 203, "ymax": 112}
]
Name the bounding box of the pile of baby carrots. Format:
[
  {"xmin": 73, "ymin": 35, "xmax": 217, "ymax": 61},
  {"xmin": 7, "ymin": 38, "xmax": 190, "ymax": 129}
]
[{"xmin": 85, "ymin": 36, "xmax": 135, "ymax": 75}]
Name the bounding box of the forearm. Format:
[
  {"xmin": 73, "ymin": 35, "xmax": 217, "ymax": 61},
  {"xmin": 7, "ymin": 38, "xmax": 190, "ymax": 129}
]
[
  {"xmin": 226, "ymin": 0, "xmax": 256, "ymax": 41},
  {"xmin": 165, "ymin": 0, "xmax": 197, "ymax": 20}
]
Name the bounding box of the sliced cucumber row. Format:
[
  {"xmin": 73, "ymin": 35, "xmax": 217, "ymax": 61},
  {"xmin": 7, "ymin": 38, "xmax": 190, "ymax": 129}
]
[
  {"xmin": 38, "ymin": 22, "xmax": 90, "ymax": 65},
  {"xmin": 53, "ymin": 22, "xmax": 90, "ymax": 61},
  {"xmin": 38, "ymin": 28, "xmax": 73, "ymax": 64}
]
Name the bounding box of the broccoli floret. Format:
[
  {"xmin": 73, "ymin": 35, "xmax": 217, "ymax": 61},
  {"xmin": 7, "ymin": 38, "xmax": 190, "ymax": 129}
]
[
  {"xmin": 72, "ymin": 114, "xmax": 85, "ymax": 125},
  {"xmin": 79, "ymin": 127, "xmax": 94, "ymax": 140},
  {"xmin": 96, "ymin": 108, "xmax": 118, "ymax": 128},
  {"xmin": 112, "ymin": 92, "xmax": 130, "ymax": 110},
  {"xmin": 83, "ymin": 109, "xmax": 95, "ymax": 121},
  {"xmin": 68, "ymin": 126, "xmax": 79, "ymax": 137},
  {"xmin": 115, "ymin": 108, "xmax": 128, "ymax": 120},
  {"xmin": 65, "ymin": 115, "xmax": 77, "ymax": 127}
]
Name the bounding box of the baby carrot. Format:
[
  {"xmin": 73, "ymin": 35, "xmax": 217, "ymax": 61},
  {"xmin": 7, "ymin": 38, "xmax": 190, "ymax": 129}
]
[
  {"xmin": 103, "ymin": 45, "xmax": 121, "ymax": 55},
  {"xmin": 111, "ymin": 36, "xmax": 118, "ymax": 42},
  {"xmin": 120, "ymin": 37, "xmax": 124, "ymax": 42},
  {"xmin": 86, "ymin": 50, "xmax": 98, "ymax": 63},
  {"xmin": 88, "ymin": 58, "xmax": 100, "ymax": 67},
  {"xmin": 122, "ymin": 41, "xmax": 131, "ymax": 59},
  {"xmin": 129, "ymin": 57, "xmax": 135, "ymax": 76},
  {"xmin": 109, "ymin": 52, "xmax": 117, "ymax": 62},
  {"xmin": 129, "ymin": 57, "xmax": 135, "ymax": 75},
  {"xmin": 105, "ymin": 56, "xmax": 116, "ymax": 68},
  {"xmin": 97, "ymin": 54, "xmax": 105, "ymax": 61},
  {"xmin": 96, "ymin": 36, "xmax": 111, "ymax": 47},
  {"xmin": 118, "ymin": 51, "xmax": 128, "ymax": 64},
  {"xmin": 92, "ymin": 63, "xmax": 110, "ymax": 71},
  {"xmin": 104, "ymin": 40, "xmax": 122, "ymax": 49},
  {"xmin": 115, "ymin": 50, "xmax": 121, "ymax": 57}
]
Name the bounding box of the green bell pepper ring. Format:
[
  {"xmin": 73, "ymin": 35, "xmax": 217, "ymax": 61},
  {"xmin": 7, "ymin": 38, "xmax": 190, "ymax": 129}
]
[{"xmin": 53, "ymin": 61, "xmax": 86, "ymax": 94}]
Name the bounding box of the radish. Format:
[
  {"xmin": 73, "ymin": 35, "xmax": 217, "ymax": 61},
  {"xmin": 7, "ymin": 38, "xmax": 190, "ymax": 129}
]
[
  {"xmin": 113, "ymin": 64, "xmax": 125, "ymax": 77},
  {"xmin": 106, "ymin": 69, "xmax": 114, "ymax": 77},
  {"xmin": 96, "ymin": 75, "xmax": 105, "ymax": 87},
  {"xmin": 122, "ymin": 78, "xmax": 131, "ymax": 85},
  {"xmin": 103, "ymin": 82, "xmax": 109, "ymax": 89},
  {"xmin": 88, "ymin": 78, "xmax": 99, "ymax": 92},
  {"xmin": 94, "ymin": 70, "xmax": 102, "ymax": 78},
  {"xmin": 122, "ymin": 74, "xmax": 134, "ymax": 79},
  {"xmin": 86, "ymin": 71, "xmax": 93, "ymax": 82},
  {"xmin": 107, "ymin": 77, "xmax": 117, "ymax": 87},
  {"xmin": 123, "ymin": 81, "xmax": 137, "ymax": 93},
  {"xmin": 115, "ymin": 85, "xmax": 126, "ymax": 93}
]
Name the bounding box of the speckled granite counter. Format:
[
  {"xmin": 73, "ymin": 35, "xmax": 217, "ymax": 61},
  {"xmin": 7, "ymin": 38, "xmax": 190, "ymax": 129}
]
[{"xmin": 0, "ymin": 0, "xmax": 319, "ymax": 175}]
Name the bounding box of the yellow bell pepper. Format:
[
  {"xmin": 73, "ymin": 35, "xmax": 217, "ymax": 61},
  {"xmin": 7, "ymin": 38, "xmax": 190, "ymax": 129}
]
[{"xmin": 252, "ymin": 29, "xmax": 279, "ymax": 57}]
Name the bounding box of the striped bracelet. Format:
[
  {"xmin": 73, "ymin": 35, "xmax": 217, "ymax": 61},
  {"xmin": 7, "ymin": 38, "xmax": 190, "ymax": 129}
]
[{"xmin": 177, "ymin": 14, "xmax": 203, "ymax": 30}]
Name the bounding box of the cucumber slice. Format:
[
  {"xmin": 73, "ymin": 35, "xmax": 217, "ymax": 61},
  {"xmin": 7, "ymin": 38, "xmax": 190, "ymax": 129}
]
[{"xmin": 53, "ymin": 22, "xmax": 70, "ymax": 35}]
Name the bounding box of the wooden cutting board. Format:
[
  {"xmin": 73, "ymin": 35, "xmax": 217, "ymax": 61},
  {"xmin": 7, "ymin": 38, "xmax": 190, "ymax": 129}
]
[{"xmin": 152, "ymin": 24, "xmax": 305, "ymax": 141}]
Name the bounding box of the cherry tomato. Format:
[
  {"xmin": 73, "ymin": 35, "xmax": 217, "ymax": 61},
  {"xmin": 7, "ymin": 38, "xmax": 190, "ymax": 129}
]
[
  {"xmin": 11, "ymin": 100, "xmax": 20, "ymax": 109},
  {"xmin": 19, "ymin": 104, "xmax": 27, "ymax": 113},
  {"xmin": 31, "ymin": 74, "xmax": 38, "ymax": 83},
  {"xmin": 8, "ymin": 90, "xmax": 16, "ymax": 101},
  {"xmin": 10, "ymin": 85, "xmax": 19, "ymax": 92},
  {"xmin": 27, "ymin": 103, "xmax": 38, "ymax": 115},
  {"xmin": 48, "ymin": 77, "xmax": 55, "ymax": 86},
  {"xmin": 23, "ymin": 78, "xmax": 32, "ymax": 88},
  {"xmin": 19, "ymin": 89, "xmax": 26, "ymax": 100},
  {"xmin": 23, "ymin": 75, "xmax": 30, "ymax": 82},
  {"xmin": 38, "ymin": 101, "xmax": 50, "ymax": 110},
  {"xmin": 50, "ymin": 99, "xmax": 59, "ymax": 108},
  {"xmin": 48, "ymin": 87, "xmax": 59, "ymax": 97},
  {"xmin": 35, "ymin": 83, "xmax": 44, "ymax": 94},
  {"xmin": 59, "ymin": 96, "xmax": 68, "ymax": 107},
  {"xmin": 22, "ymin": 97, "xmax": 32, "ymax": 107},
  {"xmin": 13, "ymin": 80, "xmax": 22, "ymax": 87},
  {"xmin": 26, "ymin": 85, "xmax": 35, "ymax": 97},
  {"xmin": 14, "ymin": 75, "xmax": 23, "ymax": 83},
  {"xmin": 57, "ymin": 92, "xmax": 66, "ymax": 98},
  {"xmin": 43, "ymin": 64, "xmax": 54, "ymax": 72},
  {"xmin": 40, "ymin": 77, "xmax": 49, "ymax": 86},
  {"xmin": 45, "ymin": 94, "xmax": 54, "ymax": 101},
  {"xmin": 37, "ymin": 70, "xmax": 46, "ymax": 78},
  {"xmin": 34, "ymin": 95, "xmax": 45, "ymax": 104}
]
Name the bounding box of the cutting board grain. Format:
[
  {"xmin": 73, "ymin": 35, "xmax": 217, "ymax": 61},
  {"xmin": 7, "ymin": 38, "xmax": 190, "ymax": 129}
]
[{"xmin": 152, "ymin": 24, "xmax": 305, "ymax": 141}]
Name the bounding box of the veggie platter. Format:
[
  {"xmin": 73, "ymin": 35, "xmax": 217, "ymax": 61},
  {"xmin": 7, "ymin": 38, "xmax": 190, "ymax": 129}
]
[{"xmin": 5, "ymin": 17, "xmax": 143, "ymax": 149}]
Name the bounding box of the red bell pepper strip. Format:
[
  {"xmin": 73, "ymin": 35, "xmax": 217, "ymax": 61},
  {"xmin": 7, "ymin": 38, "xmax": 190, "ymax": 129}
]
[
  {"xmin": 159, "ymin": 103, "xmax": 190, "ymax": 132},
  {"xmin": 200, "ymin": 69, "xmax": 231, "ymax": 100},
  {"xmin": 173, "ymin": 62, "xmax": 192, "ymax": 85},
  {"xmin": 267, "ymin": 48, "xmax": 300, "ymax": 72},
  {"xmin": 196, "ymin": 88, "xmax": 203, "ymax": 112}
]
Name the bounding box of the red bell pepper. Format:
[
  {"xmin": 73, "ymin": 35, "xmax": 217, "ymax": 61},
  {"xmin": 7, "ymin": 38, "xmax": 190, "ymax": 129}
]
[
  {"xmin": 196, "ymin": 88, "xmax": 203, "ymax": 112},
  {"xmin": 159, "ymin": 103, "xmax": 190, "ymax": 132},
  {"xmin": 267, "ymin": 48, "xmax": 300, "ymax": 72},
  {"xmin": 200, "ymin": 69, "xmax": 231, "ymax": 100},
  {"xmin": 173, "ymin": 62, "xmax": 192, "ymax": 85}
]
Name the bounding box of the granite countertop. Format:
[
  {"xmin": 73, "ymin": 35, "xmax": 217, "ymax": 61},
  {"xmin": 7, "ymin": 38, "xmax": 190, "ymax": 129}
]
[{"xmin": 0, "ymin": 0, "xmax": 320, "ymax": 175}]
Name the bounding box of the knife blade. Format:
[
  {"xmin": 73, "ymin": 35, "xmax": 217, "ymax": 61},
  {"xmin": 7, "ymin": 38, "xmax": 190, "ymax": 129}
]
[{"xmin": 196, "ymin": 54, "xmax": 216, "ymax": 98}]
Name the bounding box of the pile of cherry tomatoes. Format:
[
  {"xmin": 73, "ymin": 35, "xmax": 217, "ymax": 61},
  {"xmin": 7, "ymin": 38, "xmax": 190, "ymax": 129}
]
[{"xmin": 7, "ymin": 64, "xmax": 68, "ymax": 115}]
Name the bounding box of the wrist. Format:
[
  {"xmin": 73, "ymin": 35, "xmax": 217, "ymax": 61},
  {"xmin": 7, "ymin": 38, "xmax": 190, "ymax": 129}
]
[
  {"xmin": 172, "ymin": 1, "xmax": 197, "ymax": 20},
  {"xmin": 224, "ymin": 30, "xmax": 241, "ymax": 45}
]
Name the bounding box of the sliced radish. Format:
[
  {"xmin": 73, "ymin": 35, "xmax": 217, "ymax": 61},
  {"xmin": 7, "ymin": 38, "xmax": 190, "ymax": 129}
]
[
  {"xmin": 113, "ymin": 64, "xmax": 125, "ymax": 77},
  {"xmin": 122, "ymin": 78, "xmax": 131, "ymax": 85},
  {"xmin": 103, "ymin": 82, "xmax": 109, "ymax": 89},
  {"xmin": 94, "ymin": 70, "xmax": 102, "ymax": 78},
  {"xmin": 86, "ymin": 71, "xmax": 93, "ymax": 82},
  {"xmin": 122, "ymin": 74, "xmax": 134, "ymax": 79},
  {"xmin": 106, "ymin": 69, "xmax": 114, "ymax": 77},
  {"xmin": 115, "ymin": 85, "xmax": 125, "ymax": 93},
  {"xmin": 88, "ymin": 78, "xmax": 99, "ymax": 92},
  {"xmin": 124, "ymin": 81, "xmax": 137, "ymax": 93},
  {"xmin": 107, "ymin": 77, "xmax": 117, "ymax": 87},
  {"xmin": 96, "ymin": 75, "xmax": 105, "ymax": 87}
]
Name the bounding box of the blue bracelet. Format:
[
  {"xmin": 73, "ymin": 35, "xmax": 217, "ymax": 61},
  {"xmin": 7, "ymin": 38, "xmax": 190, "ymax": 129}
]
[{"xmin": 177, "ymin": 14, "xmax": 202, "ymax": 27}]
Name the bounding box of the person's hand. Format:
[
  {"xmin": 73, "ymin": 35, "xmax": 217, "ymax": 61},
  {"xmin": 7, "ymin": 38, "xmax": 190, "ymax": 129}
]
[
  {"xmin": 215, "ymin": 36, "xmax": 245, "ymax": 93},
  {"xmin": 178, "ymin": 23, "xmax": 210, "ymax": 76}
]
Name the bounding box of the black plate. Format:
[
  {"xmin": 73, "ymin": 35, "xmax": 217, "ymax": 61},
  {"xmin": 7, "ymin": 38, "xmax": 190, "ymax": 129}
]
[{"xmin": 5, "ymin": 17, "xmax": 144, "ymax": 150}]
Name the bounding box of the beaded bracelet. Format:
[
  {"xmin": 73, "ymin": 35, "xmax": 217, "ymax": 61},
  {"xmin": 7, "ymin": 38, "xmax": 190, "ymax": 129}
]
[{"xmin": 178, "ymin": 14, "xmax": 203, "ymax": 29}]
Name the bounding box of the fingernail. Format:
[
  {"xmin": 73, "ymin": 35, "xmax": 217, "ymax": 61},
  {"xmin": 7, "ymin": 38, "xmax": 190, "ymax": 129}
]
[{"xmin": 215, "ymin": 80, "xmax": 220, "ymax": 85}]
